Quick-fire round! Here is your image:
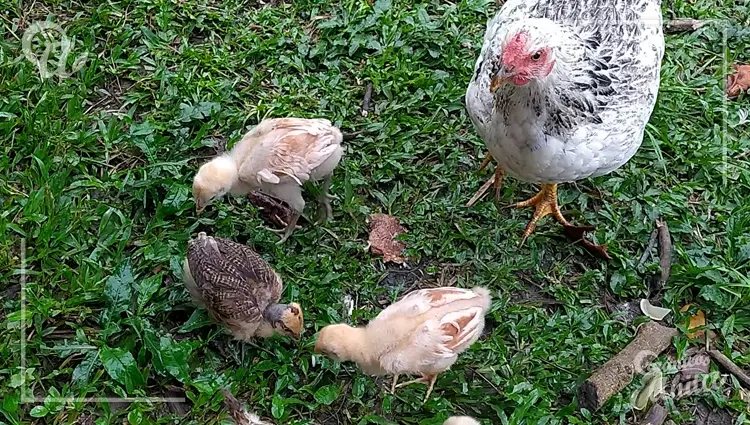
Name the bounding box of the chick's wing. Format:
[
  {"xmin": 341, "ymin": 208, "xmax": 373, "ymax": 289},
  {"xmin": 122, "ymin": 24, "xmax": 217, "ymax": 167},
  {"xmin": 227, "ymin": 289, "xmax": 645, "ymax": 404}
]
[{"xmin": 240, "ymin": 119, "xmax": 340, "ymax": 186}]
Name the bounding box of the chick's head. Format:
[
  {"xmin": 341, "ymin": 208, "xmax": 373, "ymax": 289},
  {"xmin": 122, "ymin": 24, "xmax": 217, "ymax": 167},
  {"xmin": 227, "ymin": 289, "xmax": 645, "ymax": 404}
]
[
  {"xmin": 266, "ymin": 302, "xmax": 304, "ymax": 339},
  {"xmin": 193, "ymin": 156, "xmax": 238, "ymax": 214},
  {"xmin": 314, "ymin": 324, "xmax": 357, "ymax": 361}
]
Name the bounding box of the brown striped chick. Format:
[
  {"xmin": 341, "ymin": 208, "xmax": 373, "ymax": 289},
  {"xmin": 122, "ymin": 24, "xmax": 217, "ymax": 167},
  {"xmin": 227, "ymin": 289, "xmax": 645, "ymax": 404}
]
[
  {"xmin": 183, "ymin": 232, "xmax": 303, "ymax": 340},
  {"xmin": 192, "ymin": 117, "xmax": 343, "ymax": 243},
  {"xmin": 314, "ymin": 287, "xmax": 492, "ymax": 401}
]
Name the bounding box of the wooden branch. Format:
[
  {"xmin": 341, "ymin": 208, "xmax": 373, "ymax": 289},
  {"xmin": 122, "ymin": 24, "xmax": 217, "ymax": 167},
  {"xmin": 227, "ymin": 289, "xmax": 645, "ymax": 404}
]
[
  {"xmin": 708, "ymin": 350, "xmax": 750, "ymax": 389},
  {"xmin": 578, "ymin": 322, "xmax": 677, "ymax": 411},
  {"xmin": 665, "ymin": 19, "xmax": 705, "ymax": 34},
  {"xmin": 638, "ymin": 228, "xmax": 659, "ymax": 266},
  {"xmin": 361, "ymin": 83, "xmax": 373, "ymax": 117},
  {"xmin": 342, "ymin": 129, "xmax": 375, "ymax": 140},
  {"xmin": 639, "ymin": 403, "xmax": 668, "ymax": 425},
  {"xmin": 655, "ymin": 219, "xmax": 672, "ymax": 289}
]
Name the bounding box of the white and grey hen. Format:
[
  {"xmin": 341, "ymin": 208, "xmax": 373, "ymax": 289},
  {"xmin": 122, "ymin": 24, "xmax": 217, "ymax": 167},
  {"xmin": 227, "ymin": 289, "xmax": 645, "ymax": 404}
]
[
  {"xmin": 183, "ymin": 232, "xmax": 303, "ymax": 340},
  {"xmin": 465, "ymin": 0, "xmax": 664, "ymax": 255}
]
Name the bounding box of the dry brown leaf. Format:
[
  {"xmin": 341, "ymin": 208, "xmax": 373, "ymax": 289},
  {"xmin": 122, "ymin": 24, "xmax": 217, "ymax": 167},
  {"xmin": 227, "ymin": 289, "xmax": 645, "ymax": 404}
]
[
  {"xmin": 727, "ymin": 64, "xmax": 750, "ymax": 98},
  {"xmin": 680, "ymin": 304, "xmax": 706, "ymax": 339},
  {"xmin": 367, "ymin": 213, "xmax": 407, "ymax": 264}
]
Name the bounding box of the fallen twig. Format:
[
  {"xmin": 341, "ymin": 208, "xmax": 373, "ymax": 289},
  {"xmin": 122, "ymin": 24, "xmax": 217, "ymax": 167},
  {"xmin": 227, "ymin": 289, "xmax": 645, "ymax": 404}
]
[
  {"xmin": 708, "ymin": 350, "xmax": 750, "ymax": 389},
  {"xmin": 655, "ymin": 219, "xmax": 672, "ymax": 290},
  {"xmin": 0, "ymin": 284, "xmax": 21, "ymax": 301},
  {"xmin": 361, "ymin": 83, "xmax": 374, "ymax": 117},
  {"xmin": 639, "ymin": 403, "xmax": 668, "ymax": 425},
  {"xmin": 638, "ymin": 228, "xmax": 659, "ymax": 266},
  {"xmin": 664, "ymin": 18, "xmax": 705, "ymax": 34},
  {"xmin": 342, "ymin": 129, "xmax": 376, "ymax": 141},
  {"xmin": 579, "ymin": 321, "xmax": 678, "ymax": 411},
  {"xmin": 465, "ymin": 174, "xmax": 496, "ymax": 207},
  {"xmin": 563, "ymin": 224, "xmax": 611, "ymax": 261}
]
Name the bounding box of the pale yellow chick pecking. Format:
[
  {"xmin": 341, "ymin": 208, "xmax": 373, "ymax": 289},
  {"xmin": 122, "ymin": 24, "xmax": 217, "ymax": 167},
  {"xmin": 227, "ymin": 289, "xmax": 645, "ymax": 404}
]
[
  {"xmin": 192, "ymin": 117, "xmax": 344, "ymax": 243},
  {"xmin": 183, "ymin": 232, "xmax": 303, "ymax": 340},
  {"xmin": 443, "ymin": 417, "xmax": 480, "ymax": 425},
  {"xmin": 314, "ymin": 286, "xmax": 492, "ymax": 401}
]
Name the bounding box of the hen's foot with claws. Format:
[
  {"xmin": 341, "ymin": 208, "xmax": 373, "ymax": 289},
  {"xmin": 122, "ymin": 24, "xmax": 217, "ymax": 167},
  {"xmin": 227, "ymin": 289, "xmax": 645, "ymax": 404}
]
[{"xmin": 514, "ymin": 183, "xmax": 610, "ymax": 259}]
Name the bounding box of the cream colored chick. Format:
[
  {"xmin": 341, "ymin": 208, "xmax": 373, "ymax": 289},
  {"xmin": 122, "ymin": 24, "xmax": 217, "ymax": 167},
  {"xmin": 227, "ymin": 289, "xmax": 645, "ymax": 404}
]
[
  {"xmin": 192, "ymin": 117, "xmax": 343, "ymax": 243},
  {"xmin": 314, "ymin": 286, "xmax": 492, "ymax": 401},
  {"xmin": 183, "ymin": 232, "xmax": 303, "ymax": 340},
  {"xmin": 443, "ymin": 417, "xmax": 480, "ymax": 425}
]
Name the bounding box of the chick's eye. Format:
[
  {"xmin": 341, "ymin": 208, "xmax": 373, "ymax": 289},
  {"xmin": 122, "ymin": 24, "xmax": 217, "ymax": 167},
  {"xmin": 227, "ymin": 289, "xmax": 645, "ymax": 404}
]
[{"xmin": 531, "ymin": 50, "xmax": 543, "ymax": 61}]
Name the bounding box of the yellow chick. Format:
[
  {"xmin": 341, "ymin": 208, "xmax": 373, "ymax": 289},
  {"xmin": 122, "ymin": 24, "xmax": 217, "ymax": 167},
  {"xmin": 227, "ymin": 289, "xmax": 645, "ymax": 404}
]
[
  {"xmin": 314, "ymin": 286, "xmax": 492, "ymax": 401},
  {"xmin": 443, "ymin": 417, "xmax": 480, "ymax": 425},
  {"xmin": 183, "ymin": 232, "xmax": 303, "ymax": 340},
  {"xmin": 192, "ymin": 117, "xmax": 344, "ymax": 243}
]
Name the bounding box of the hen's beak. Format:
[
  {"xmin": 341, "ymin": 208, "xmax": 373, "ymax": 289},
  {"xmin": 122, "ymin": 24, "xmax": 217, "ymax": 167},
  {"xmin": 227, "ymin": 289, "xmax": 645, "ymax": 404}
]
[
  {"xmin": 195, "ymin": 203, "xmax": 205, "ymax": 215},
  {"xmin": 489, "ymin": 72, "xmax": 508, "ymax": 93}
]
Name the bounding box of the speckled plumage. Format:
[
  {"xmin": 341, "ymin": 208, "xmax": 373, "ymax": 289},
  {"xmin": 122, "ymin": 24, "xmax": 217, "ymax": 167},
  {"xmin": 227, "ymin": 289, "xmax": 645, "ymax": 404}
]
[
  {"xmin": 183, "ymin": 232, "xmax": 282, "ymax": 339},
  {"xmin": 466, "ymin": 0, "xmax": 664, "ymax": 183}
]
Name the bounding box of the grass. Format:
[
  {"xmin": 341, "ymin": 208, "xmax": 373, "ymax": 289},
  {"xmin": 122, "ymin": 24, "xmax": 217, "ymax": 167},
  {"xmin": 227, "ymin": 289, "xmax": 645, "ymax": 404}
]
[{"xmin": 1, "ymin": 0, "xmax": 749, "ymax": 423}]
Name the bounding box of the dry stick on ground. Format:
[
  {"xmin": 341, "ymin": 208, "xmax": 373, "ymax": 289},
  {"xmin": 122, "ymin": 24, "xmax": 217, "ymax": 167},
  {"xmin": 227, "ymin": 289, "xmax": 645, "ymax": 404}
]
[
  {"xmin": 465, "ymin": 173, "xmax": 496, "ymax": 207},
  {"xmin": 664, "ymin": 18, "xmax": 705, "ymax": 34},
  {"xmin": 578, "ymin": 321, "xmax": 678, "ymax": 411},
  {"xmin": 708, "ymin": 350, "xmax": 750, "ymax": 389},
  {"xmin": 655, "ymin": 219, "xmax": 672, "ymax": 290},
  {"xmin": 639, "ymin": 403, "xmax": 668, "ymax": 425},
  {"xmin": 342, "ymin": 129, "xmax": 375, "ymax": 141},
  {"xmin": 361, "ymin": 83, "xmax": 374, "ymax": 117},
  {"xmin": 638, "ymin": 228, "xmax": 659, "ymax": 266}
]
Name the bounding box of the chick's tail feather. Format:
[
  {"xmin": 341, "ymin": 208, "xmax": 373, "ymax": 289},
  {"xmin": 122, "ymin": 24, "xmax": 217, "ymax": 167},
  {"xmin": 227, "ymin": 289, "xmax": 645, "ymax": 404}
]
[{"xmin": 471, "ymin": 286, "xmax": 493, "ymax": 310}]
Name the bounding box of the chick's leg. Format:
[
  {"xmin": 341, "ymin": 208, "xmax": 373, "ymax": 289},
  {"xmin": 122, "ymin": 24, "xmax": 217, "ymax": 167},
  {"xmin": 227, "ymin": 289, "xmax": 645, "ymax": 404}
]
[
  {"xmin": 422, "ymin": 374, "xmax": 438, "ymax": 402},
  {"xmin": 265, "ymin": 185, "xmax": 305, "ymax": 244},
  {"xmin": 394, "ymin": 374, "xmax": 438, "ymax": 401},
  {"xmin": 390, "ymin": 374, "xmax": 399, "ymax": 394},
  {"xmin": 277, "ymin": 213, "xmax": 301, "ymax": 244},
  {"xmin": 316, "ymin": 174, "xmax": 334, "ymax": 223},
  {"xmin": 466, "ymin": 153, "xmax": 505, "ymax": 207}
]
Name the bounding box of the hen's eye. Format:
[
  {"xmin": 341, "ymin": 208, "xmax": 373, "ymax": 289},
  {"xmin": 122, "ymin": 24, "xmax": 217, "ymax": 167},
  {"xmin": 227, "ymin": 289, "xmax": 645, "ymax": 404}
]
[{"xmin": 531, "ymin": 50, "xmax": 543, "ymax": 61}]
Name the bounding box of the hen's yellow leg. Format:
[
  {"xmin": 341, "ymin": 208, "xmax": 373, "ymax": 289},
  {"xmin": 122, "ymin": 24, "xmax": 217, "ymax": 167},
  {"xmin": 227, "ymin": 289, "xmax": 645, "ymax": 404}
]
[
  {"xmin": 478, "ymin": 152, "xmax": 493, "ymax": 170},
  {"xmin": 515, "ymin": 184, "xmax": 612, "ymax": 259},
  {"xmin": 466, "ymin": 153, "xmax": 505, "ymax": 207},
  {"xmin": 515, "ymin": 183, "xmax": 574, "ymax": 245}
]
